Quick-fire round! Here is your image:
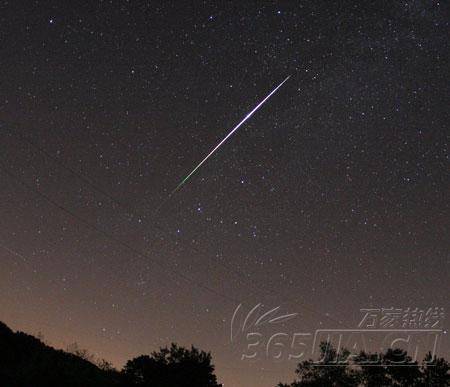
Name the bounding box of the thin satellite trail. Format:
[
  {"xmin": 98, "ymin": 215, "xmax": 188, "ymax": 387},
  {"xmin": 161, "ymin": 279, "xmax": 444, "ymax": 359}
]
[
  {"xmin": 2, "ymin": 96, "xmax": 352, "ymax": 327},
  {"xmin": 0, "ymin": 242, "xmax": 27, "ymax": 261},
  {"xmin": 4, "ymin": 129, "xmax": 352, "ymax": 327},
  {"xmin": 170, "ymin": 75, "xmax": 291, "ymax": 197}
]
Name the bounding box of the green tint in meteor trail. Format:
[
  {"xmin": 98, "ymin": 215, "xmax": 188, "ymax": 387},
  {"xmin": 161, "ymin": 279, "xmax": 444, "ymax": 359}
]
[{"xmin": 171, "ymin": 75, "xmax": 291, "ymax": 196}]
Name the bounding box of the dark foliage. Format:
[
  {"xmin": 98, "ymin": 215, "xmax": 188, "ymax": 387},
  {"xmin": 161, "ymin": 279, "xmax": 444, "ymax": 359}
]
[
  {"xmin": 278, "ymin": 341, "xmax": 450, "ymax": 387},
  {"xmin": 0, "ymin": 321, "xmax": 120, "ymax": 387},
  {"xmin": 123, "ymin": 343, "xmax": 221, "ymax": 387},
  {"xmin": 0, "ymin": 321, "xmax": 221, "ymax": 387}
]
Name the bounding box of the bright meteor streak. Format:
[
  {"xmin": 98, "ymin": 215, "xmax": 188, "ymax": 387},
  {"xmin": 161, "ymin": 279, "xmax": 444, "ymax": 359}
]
[{"xmin": 172, "ymin": 75, "xmax": 291, "ymax": 195}]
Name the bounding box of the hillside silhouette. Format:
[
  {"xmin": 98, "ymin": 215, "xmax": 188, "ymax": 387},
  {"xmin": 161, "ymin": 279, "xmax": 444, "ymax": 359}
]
[
  {"xmin": 0, "ymin": 321, "xmax": 221, "ymax": 387},
  {"xmin": 1, "ymin": 320, "xmax": 449, "ymax": 386}
]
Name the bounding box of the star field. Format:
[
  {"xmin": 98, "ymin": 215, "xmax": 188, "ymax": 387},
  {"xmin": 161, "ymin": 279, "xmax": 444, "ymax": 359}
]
[{"xmin": 0, "ymin": 1, "xmax": 448, "ymax": 386}]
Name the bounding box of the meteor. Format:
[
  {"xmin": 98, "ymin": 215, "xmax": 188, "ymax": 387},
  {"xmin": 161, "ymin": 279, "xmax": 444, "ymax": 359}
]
[{"xmin": 171, "ymin": 75, "xmax": 291, "ymax": 195}]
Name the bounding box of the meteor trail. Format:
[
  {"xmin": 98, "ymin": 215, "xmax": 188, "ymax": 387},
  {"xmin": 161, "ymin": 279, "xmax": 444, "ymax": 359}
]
[{"xmin": 172, "ymin": 75, "xmax": 291, "ymax": 195}]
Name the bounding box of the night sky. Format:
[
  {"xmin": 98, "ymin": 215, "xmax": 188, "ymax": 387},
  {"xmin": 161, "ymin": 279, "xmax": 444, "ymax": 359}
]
[{"xmin": 0, "ymin": 1, "xmax": 448, "ymax": 386}]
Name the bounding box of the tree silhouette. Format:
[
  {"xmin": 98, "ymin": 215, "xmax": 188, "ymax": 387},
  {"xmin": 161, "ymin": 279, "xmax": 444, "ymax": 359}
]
[
  {"xmin": 278, "ymin": 341, "xmax": 450, "ymax": 387},
  {"xmin": 0, "ymin": 320, "xmax": 222, "ymax": 387},
  {"xmin": 1, "ymin": 320, "xmax": 448, "ymax": 387},
  {"xmin": 123, "ymin": 343, "xmax": 221, "ymax": 387},
  {"xmin": 277, "ymin": 341, "xmax": 358, "ymax": 387},
  {"xmin": 0, "ymin": 321, "xmax": 121, "ymax": 387},
  {"xmin": 354, "ymin": 351, "xmax": 390, "ymax": 386},
  {"xmin": 422, "ymin": 351, "xmax": 450, "ymax": 386}
]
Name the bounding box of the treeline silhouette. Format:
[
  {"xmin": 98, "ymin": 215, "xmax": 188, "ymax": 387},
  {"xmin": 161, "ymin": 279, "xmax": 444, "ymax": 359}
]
[
  {"xmin": 278, "ymin": 341, "xmax": 450, "ymax": 386},
  {"xmin": 0, "ymin": 321, "xmax": 221, "ymax": 387},
  {"xmin": 1, "ymin": 320, "xmax": 449, "ymax": 386}
]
